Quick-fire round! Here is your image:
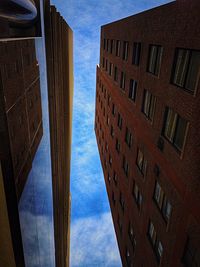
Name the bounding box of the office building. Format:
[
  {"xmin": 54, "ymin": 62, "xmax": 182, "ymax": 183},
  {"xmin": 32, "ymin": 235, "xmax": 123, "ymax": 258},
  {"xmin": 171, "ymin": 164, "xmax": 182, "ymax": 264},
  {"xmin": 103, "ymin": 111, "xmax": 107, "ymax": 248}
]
[{"xmin": 95, "ymin": 1, "xmax": 200, "ymax": 266}]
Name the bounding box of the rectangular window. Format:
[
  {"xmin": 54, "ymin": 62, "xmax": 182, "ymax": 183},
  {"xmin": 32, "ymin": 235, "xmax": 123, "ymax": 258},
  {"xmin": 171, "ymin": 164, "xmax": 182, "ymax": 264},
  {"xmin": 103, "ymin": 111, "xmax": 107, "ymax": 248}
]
[
  {"xmin": 114, "ymin": 66, "xmax": 118, "ymax": 82},
  {"xmin": 147, "ymin": 45, "xmax": 163, "ymax": 76},
  {"xmin": 110, "ymin": 125, "xmax": 114, "ymax": 138},
  {"xmin": 129, "ymin": 79, "xmax": 137, "ymax": 102},
  {"xmin": 120, "ymin": 71, "xmax": 126, "ymax": 90},
  {"xmin": 102, "ymin": 57, "xmax": 105, "ymax": 68},
  {"xmin": 109, "ymin": 154, "xmax": 112, "ymax": 166},
  {"xmin": 163, "ymin": 107, "xmax": 188, "ymax": 152},
  {"xmin": 117, "ymin": 113, "xmax": 123, "ymax": 129},
  {"xmin": 154, "ymin": 181, "xmax": 172, "ymax": 222},
  {"xmin": 106, "ymin": 39, "xmax": 109, "ymax": 51},
  {"xmin": 128, "ymin": 223, "xmax": 136, "ymax": 247},
  {"xmin": 123, "ymin": 156, "xmax": 129, "ymax": 177},
  {"xmin": 116, "ymin": 40, "xmax": 121, "ymax": 56},
  {"xmin": 136, "ymin": 149, "xmax": 147, "ymax": 176},
  {"xmin": 133, "ymin": 183, "xmax": 143, "ymax": 210},
  {"xmin": 107, "ymin": 94, "xmax": 111, "ymax": 106},
  {"xmin": 106, "ymin": 115, "xmax": 110, "ymax": 126},
  {"xmin": 171, "ymin": 48, "xmax": 200, "ymax": 93},
  {"xmin": 112, "ymin": 191, "xmax": 116, "ymax": 205},
  {"xmin": 119, "ymin": 192, "xmax": 125, "ymax": 211},
  {"xmin": 103, "ymin": 38, "xmax": 106, "ymax": 50},
  {"xmin": 123, "ymin": 41, "xmax": 129, "ymax": 60},
  {"xmin": 109, "ymin": 62, "xmax": 113, "ymax": 76},
  {"xmin": 113, "ymin": 171, "xmax": 118, "ymax": 185},
  {"xmin": 132, "ymin": 42, "xmax": 141, "ymax": 65},
  {"xmin": 112, "ymin": 103, "xmax": 116, "ymax": 116},
  {"xmin": 182, "ymin": 238, "xmax": 200, "ymax": 267},
  {"xmin": 142, "ymin": 89, "xmax": 156, "ymax": 121},
  {"xmin": 116, "ymin": 138, "xmax": 121, "ymax": 153},
  {"xmin": 125, "ymin": 127, "xmax": 132, "ymax": 148},
  {"xmin": 110, "ymin": 39, "xmax": 114, "ymax": 54},
  {"xmin": 147, "ymin": 221, "xmax": 164, "ymax": 263},
  {"xmin": 105, "ymin": 59, "xmax": 108, "ymax": 71}
]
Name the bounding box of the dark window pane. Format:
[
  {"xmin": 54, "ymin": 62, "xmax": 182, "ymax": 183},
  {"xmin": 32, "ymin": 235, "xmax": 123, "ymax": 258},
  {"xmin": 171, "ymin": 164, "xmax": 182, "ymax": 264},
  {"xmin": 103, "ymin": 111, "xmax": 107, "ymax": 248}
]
[
  {"xmin": 174, "ymin": 116, "xmax": 187, "ymax": 150},
  {"xmin": 185, "ymin": 51, "xmax": 200, "ymax": 91}
]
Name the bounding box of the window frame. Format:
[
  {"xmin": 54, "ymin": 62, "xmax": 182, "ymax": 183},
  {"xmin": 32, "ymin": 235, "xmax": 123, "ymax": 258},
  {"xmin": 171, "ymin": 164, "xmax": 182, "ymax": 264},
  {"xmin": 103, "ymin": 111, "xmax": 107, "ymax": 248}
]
[
  {"xmin": 129, "ymin": 79, "xmax": 137, "ymax": 102},
  {"xmin": 171, "ymin": 47, "xmax": 200, "ymax": 94},
  {"xmin": 132, "ymin": 42, "xmax": 141, "ymax": 66},
  {"xmin": 147, "ymin": 44, "xmax": 163, "ymax": 76},
  {"xmin": 142, "ymin": 89, "xmax": 156, "ymax": 121}
]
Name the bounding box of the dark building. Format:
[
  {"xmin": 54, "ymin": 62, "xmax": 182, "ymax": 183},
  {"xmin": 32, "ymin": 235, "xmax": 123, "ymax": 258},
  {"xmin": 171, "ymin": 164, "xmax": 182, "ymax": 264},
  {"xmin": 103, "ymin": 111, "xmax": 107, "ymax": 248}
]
[
  {"xmin": 95, "ymin": 1, "xmax": 200, "ymax": 266},
  {"xmin": 0, "ymin": 1, "xmax": 73, "ymax": 267},
  {"xmin": 45, "ymin": 2, "xmax": 73, "ymax": 267},
  {"xmin": 0, "ymin": 39, "xmax": 42, "ymax": 267}
]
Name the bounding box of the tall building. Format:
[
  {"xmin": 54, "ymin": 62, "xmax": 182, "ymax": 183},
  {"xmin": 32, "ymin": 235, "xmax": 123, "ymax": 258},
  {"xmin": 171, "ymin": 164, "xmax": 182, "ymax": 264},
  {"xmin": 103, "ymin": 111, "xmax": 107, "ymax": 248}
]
[
  {"xmin": 44, "ymin": 2, "xmax": 73, "ymax": 267},
  {"xmin": 95, "ymin": 1, "xmax": 200, "ymax": 266},
  {"xmin": 0, "ymin": 1, "xmax": 73, "ymax": 267}
]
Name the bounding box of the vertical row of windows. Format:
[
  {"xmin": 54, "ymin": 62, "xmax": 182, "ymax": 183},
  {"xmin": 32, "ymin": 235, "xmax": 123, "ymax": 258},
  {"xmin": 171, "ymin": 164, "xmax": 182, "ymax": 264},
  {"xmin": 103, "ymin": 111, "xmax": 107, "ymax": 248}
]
[{"xmin": 148, "ymin": 221, "xmax": 163, "ymax": 263}]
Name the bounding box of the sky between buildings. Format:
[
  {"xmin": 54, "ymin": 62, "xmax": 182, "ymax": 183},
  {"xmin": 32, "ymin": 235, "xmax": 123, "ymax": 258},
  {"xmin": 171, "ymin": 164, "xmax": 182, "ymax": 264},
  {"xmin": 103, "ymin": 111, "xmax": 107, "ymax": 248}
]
[{"xmin": 50, "ymin": 0, "xmax": 173, "ymax": 266}]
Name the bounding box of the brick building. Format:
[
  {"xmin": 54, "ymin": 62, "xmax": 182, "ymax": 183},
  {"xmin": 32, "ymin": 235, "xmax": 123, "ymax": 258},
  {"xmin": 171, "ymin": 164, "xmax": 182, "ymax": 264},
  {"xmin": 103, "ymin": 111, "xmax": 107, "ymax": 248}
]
[{"xmin": 95, "ymin": 1, "xmax": 200, "ymax": 266}]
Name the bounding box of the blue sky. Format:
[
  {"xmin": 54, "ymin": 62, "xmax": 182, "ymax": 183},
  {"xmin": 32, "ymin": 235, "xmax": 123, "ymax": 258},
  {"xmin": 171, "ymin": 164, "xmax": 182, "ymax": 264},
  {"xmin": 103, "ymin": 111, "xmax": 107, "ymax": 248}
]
[{"xmin": 49, "ymin": 1, "xmax": 172, "ymax": 266}]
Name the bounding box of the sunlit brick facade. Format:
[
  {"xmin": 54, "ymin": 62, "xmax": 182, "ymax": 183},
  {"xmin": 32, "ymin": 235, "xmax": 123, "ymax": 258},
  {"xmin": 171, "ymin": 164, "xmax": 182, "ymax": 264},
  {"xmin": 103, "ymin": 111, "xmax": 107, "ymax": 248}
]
[{"xmin": 95, "ymin": 1, "xmax": 200, "ymax": 266}]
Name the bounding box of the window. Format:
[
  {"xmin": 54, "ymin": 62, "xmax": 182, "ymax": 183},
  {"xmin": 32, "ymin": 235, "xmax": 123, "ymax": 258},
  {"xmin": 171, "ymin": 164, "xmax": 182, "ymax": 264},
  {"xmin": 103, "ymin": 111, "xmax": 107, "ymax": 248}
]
[
  {"xmin": 163, "ymin": 107, "xmax": 188, "ymax": 152},
  {"xmin": 125, "ymin": 127, "xmax": 132, "ymax": 148},
  {"xmin": 133, "ymin": 183, "xmax": 143, "ymax": 210},
  {"xmin": 129, "ymin": 79, "xmax": 137, "ymax": 102},
  {"xmin": 147, "ymin": 45, "xmax": 163, "ymax": 76},
  {"xmin": 116, "ymin": 40, "xmax": 121, "ymax": 56},
  {"xmin": 128, "ymin": 223, "xmax": 136, "ymax": 248},
  {"xmin": 117, "ymin": 113, "xmax": 123, "ymax": 129},
  {"xmin": 109, "ymin": 154, "xmax": 112, "ymax": 166},
  {"xmin": 110, "ymin": 39, "xmax": 114, "ymax": 54},
  {"xmin": 103, "ymin": 107, "xmax": 105, "ymax": 117},
  {"xmin": 119, "ymin": 192, "xmax": 125, "ymax": 211},
  {"xmin": 154, "ymin": 181, "xmax": 172, "ymax": 222},
  {"xmin": 171, "ymin": 48, "xmax": 200, "ymax": 93},
  {"xmin": 106, "ymin": 39, "xmax": 109, "ymax": 51},
  {"xmin": 117, "ymin": 215, "xmax": 122, "ymax": 233},
  {"xmin": 142, "ymin": 89, "xmax": 156, "ymax": 121},
  {"xmin": 120, "ymin": 71, "xmax": 126, "ymax": 90},
  {"xmin": 123, "ymin": 156, "xmax": 129, "ymax": 177},
  {"xmin": 182, "ymin": 238, "xmax": 200, "ymax": 267},
  {"xmin": 110, "ymin": 125, "xmax": 114, "ymax": 138},
  {"xmin": 103, "ymin": 38, "xmax": 106, "ymax": 50},
  {"xmin": 106, "ymin": 115, "xmax": 110, "ymax": 126},
  {"xmin": 148, "ymin": 221, "xmax": 164, "ymax": 263},
  {"xmin": 114, "ymin": 66, "xmax": 118, "ymax": 82},
  {"xmin": 112, "ymin": 103, "xmax": 116, "ymax": 116},
  {"xmin": 136, "ymin": 149, "xmax": 147, "ymax": 176},
  {"xmin": 126, "ymin": 248, "xmax": 132, "ymax": 267},
  {"xmin": 112, "ymin": 192, "xmax": 116, "ymax": 205},
  {"xmin": 132, "ymin": 42, "xmax": 141, "ymax": 65},
  {"xmin": 107, "ymin": 173, "xmax": 111, "ymax": 183},
  {"xmin": 105, "ymin": 59, "xmax": 108, "ymax": 71},
  {"xmin": 116, "ymin": 138, "xmax": 121, "ymax": 153},
  {"xmin": 104, "ymin": 87, "xmax": 107, "ymax": 99},
  {"xmin": 105, "ymin": 142, "xmax": 108, "ymax": 151},
  {"xmin": 109, "ymin": 62, "xmax": 113, "ymax": 76},
  {"xmin": 113, "ymin": 171, "xmax": 118, "ymax": 185},
  {"xmin": 123, "ymin": 41, "xmax": 129, "ymax": 60},
  {"xmin": 102, "ymin": 57, "xmax": 105, "ymax": 68},
  {"xmin": 107, "ymin": 94, "xmax": 111, "ymax": 106}
]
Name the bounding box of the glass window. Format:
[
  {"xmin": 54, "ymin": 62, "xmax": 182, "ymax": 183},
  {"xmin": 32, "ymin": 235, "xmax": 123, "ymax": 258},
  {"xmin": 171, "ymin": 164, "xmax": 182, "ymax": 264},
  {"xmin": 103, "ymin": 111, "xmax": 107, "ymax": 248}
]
[
  {"xmin": 116, "ymin": 40, "xmax": 121, "ymax": 56},
  {"xmin": 142, "ymin": 89, "xmax": 156, "ymax": 121},
  {"xmin": 110, "ymin": 39, "xmax": 114, "ymax": 54},
  {"xmin": 120, "ymin": 71, "xmax": 126, "ymax": 90},
  {"xmin": 132, "ymin": 42, "xmax": 141, "ymax": 65},
  {"xmin": 172, "ymin": 48, "xmax": 200, "ymax": 93},
  {"xmin": 114, "ymin": 66, "xmax": 118, "ymax": 82},
  {"xmin": 129, "ymin": 79, "xmax": 137, "ymax": 102},
  {"xmin": 136, "ymin": 149, "xmax": 147, "ymax": 176},
  {"xmin": 125, "ymin": 127, "xmax": 132, "ymax": 148},
  {"xmin": 163, "ymin": 107, "xmax": 188, "ymax": 152},
  {"xmin": 123, "ymin": 41, "xmax": 129, "ymax": 60},
  {"xmin": 182, "ymin": 238, "xmax": 200, "ymax": 267},
  {"xmin": 123, "ymin": 156, "xmax": 129, "ymax": 177},
  {"xmin": 117, "ymin": 113, "xmax": 123, "ymax": 129},
  {"xmin": 147, "ymin": 45, "xmax": 163, "ymax": 76},
  {"xmin": 109, "ymin": 62, "xmax": 113, "ymax": 76}
]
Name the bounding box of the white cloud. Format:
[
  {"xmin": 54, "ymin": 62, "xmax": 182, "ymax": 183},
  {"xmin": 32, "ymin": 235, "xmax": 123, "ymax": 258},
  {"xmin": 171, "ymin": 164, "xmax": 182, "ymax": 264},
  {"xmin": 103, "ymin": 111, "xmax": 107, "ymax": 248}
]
[{"xmin": 70, "ymin": 212, "xmax": 122, "ymax": 267}]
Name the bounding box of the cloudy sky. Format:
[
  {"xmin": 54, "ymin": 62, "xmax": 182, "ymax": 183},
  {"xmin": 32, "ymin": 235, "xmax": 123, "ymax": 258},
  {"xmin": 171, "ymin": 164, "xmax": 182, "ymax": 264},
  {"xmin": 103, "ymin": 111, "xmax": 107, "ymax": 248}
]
[{"xmin": 49, "ymin": 0, "xmax": 172, "ymax": 266}]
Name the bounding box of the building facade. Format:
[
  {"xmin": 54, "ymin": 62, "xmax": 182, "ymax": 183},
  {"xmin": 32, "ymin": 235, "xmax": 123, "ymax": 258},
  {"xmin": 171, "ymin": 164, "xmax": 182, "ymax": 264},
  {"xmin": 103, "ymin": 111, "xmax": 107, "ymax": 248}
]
[
  {"xmin": 95, "ymin": 1, "xmax": 200, "ymax": 266},
  {"xmin": 45, "ymin": 2, "xmax": 73, "ymax": 267}
]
